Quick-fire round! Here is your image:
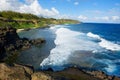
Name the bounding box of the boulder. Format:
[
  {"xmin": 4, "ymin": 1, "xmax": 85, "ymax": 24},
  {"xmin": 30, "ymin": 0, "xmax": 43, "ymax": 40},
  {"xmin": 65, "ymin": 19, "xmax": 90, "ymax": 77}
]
[
  {"xmin": 31, "ymin": 38, "xmax": 46, "ymax": 46},
  {"xmin": 0, "ymin": 63, "xmax": 52, "ymax": 80},
  {"xmin": 31, "ymin": 72, "xmax": 52, "ymax": 80},
  {"xmin": 0, "ymin": 63, "xmax": 33, "ymax": 80},
  {"xmin": 85, "ymin": 70, "xmax": 120, "ymax": 80}
]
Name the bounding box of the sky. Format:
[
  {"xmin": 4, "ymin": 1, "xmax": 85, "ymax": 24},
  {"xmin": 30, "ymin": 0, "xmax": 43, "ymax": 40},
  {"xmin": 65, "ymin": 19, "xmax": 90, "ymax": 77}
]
[{"xmin": 0, "ymin": 0, "xmax": 120, "ymax": 23}]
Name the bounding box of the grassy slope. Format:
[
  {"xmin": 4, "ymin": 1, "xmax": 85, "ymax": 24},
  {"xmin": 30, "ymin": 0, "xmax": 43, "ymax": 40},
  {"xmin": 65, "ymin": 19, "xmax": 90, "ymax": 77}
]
[{"xmin": 0, "ymin": 11, "xmax": 80, "ymax": 29}]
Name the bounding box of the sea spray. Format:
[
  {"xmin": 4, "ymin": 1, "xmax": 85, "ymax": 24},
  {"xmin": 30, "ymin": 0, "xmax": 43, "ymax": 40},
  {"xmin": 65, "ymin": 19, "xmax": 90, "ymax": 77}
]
[
  {"xmin": 87, "ymin": 32, "xmax": 120, "ymax": 51},
  {"xmin": 40, "ymin": 28, "xmax": 104, "ymax": 71}
]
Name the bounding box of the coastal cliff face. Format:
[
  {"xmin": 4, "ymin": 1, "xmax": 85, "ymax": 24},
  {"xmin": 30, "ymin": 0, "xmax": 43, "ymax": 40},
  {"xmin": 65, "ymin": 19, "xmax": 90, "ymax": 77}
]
[
  {"xmin": 0, "ymin": 26, "xmax": 45, "ymax": 61},
  {"xmin": 0, "ymin": 26, "xmax": 20, "ymax": 60}
]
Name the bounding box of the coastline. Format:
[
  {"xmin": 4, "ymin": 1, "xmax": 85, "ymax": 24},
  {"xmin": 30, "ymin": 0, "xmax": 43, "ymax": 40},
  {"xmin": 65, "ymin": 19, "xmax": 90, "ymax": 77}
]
[
  {"xmin": 16, "ymin": 22, "xmax": 81, "ymax": 33},
  {"xmin": 1, "ymin": 24, "xmax": 120, "ymax": 80},
  {"xmin": 1, "ymin": 63, "xmax": 120, "ymax": 80},
  {"xmin": 16, "ymin": 25, "xmax": 51, "ymax": 33},
  {"xmin": 16, "ymin": 23, "xmax": 120, "ymax": 80}
]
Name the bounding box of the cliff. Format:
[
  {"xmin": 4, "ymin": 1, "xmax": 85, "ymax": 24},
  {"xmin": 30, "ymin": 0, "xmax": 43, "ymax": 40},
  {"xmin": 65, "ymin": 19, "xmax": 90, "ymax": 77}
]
[
  {"xmin": 0, "ymin": 26, "xmax": 19, "ymax": 60},
  {"xmin": 0, "ymin": 26, "xmax": 45, "ymax": 62}
]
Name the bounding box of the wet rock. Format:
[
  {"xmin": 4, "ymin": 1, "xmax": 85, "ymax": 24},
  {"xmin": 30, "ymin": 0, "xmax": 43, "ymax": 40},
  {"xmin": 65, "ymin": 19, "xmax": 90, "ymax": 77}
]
[
  {"xmin": 31, "ymin": 72, "xmax": 52, "ymax": 80},
  {"xmin": 0, "ymin": 26, "xmax": 46, "ymax": 61},
  {"xmin": 0, "ymin": 63, "xmax": 33, "ymax": 80},
  {"xmin": 1, "ymin": 63, "xmax": 120, "ymax": 80},
  {"xmin": 31, "ymin": 38, "xmax": 46, "ymax": 46},
  {"xmin": 0, "ymin": 26, "xmax": 20, "ymax": 61},
  {"xmin": 113, "ymin": 76, "xmax": 120, "ymax": 80},
  {"xmin": 85, "ymin": 70, "xmax": 120, "ymax": 80}
]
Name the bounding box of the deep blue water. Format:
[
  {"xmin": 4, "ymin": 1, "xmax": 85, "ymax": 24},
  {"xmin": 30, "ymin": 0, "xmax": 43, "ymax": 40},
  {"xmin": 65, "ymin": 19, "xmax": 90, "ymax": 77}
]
[
  {"xmin": 69, "ymin": 23, "xmax": 120, "ymax": 42},
  {"xmin": 18, "ymin": 23, "xmax": 120, "ymax": 77}
]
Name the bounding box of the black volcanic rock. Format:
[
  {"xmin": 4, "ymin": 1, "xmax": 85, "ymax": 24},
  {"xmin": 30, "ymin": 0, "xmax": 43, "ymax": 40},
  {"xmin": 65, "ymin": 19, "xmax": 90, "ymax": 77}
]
[
  {"xmin": 0, "ymin": 26, "xmax": 45, "ymax": 61},
  {"xmin": 0, "ymin": 26, "xmax": 20, "ymax": 60}
]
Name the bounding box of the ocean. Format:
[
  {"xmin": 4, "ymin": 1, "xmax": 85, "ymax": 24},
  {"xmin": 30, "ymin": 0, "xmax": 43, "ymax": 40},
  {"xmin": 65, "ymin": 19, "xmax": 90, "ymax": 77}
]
[{"xmin": 18, "ymin": 23, "xmax": 120, "ymax": 77}]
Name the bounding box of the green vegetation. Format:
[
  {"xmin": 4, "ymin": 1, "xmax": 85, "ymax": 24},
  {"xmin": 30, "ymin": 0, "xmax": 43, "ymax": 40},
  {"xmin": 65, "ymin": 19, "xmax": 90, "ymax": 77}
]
[
  {"xmin": 0, "ymin": 11, "xmax": 39, "ymax": 20},
  {"xmin": 0, "ymin": 11, "xmax": 79, "ymax": 29}
]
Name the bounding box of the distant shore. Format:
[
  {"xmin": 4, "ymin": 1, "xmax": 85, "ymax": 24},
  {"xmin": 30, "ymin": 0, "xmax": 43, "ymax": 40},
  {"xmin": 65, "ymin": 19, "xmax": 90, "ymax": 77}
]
[{"xmin": 16, "ymin": 24, "xmax": 53, "ymax": 33}]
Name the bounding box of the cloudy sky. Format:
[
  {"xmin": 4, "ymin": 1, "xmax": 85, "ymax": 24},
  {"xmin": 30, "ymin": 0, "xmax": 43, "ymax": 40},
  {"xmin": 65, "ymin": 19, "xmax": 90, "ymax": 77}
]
[{"xmin": 0, "ymin": 0, "xmax": 120, "ymax": 23}]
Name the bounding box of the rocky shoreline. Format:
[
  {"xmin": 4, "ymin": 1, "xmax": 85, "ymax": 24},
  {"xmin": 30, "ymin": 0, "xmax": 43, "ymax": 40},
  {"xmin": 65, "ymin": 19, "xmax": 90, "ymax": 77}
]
[
  {"xmin": 0, "ymin": 63, "xmax": 120, "ymax": 80},
  {"xmin": 0, "ymin": 26, "xmax": 120, "ymax": 80},
  {"xmin": 0, "ymin": 26, "xmax": 45, "ymax": 62}
]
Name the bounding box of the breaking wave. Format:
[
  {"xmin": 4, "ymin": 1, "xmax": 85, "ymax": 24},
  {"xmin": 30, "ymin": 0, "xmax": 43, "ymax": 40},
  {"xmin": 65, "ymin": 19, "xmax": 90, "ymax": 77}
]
[
  {"xmin": 87, "ymin": 32, "xmax": 120, "ymax": 51},
  {"xmin": 40, "ymin": 28, "xmax": 103, "ymax": 71},
  {"xmin": 40, "ymin": 27, "xmax": 120, "ymax": 76}
]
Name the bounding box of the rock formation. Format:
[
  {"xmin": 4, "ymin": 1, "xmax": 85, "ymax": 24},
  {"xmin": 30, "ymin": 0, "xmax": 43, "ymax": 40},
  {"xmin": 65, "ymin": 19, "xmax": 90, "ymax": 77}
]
[
  {"xmin": 0, "ymin": 26, "xmax": 45, "ymax": 61},
  {"xmin": 0, "ymin": 63, "xmax": 51, "ymax": 80}
]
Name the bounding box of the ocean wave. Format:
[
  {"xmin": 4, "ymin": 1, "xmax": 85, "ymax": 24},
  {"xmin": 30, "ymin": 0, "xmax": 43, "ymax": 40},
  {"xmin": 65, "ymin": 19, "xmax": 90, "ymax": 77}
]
[
  {"xmin": 40, "ymin": 28, "xmax": 103, "ymax": 71},
  {"xmin": 40, "ymin": 28, "xmax": 81, "ymax": 71},
  {"xmin": 87, "ymin": 32, "xmax": 120, "ymax": 51},
  {"xmin": 40, "ymin": 27, "xmax": 120, "ymax": 71},
  {"xmin": 87, "ymin": 32, "xmax": 101, "ymax": 39}
]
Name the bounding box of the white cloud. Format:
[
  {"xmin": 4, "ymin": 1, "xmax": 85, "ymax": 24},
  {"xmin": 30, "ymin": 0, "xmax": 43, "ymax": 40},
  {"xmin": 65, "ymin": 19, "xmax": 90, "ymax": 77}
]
[
  {"xmin": 0, "ymin": 0, "xmax": 59, "ymax": 17},
  {"xmin": 101, "ymin": 16, "xmax": 110, "ymax": 21},
  {"xmin": 94, "ymin": 16, "xmax": 110, "ymax": 21},
  {"xmin": 51, "ymin": 7, "xmax": 59, "ymax": 14},
  {"xmin": 0, "ymin": 0, "xmax": 21, "ymax": 11},
  {"xmin": 112, "ymin": 16, "xmax": 120, "ymax": 21},
  {"xmin": 78, "ymin": 15, "xmax": 88, "ymax": 20},
  {"xmin": 94, "ymin": 16, "xmax": 120, "ymax": 21},
  {"xmin": 93, "ymin": 16, "xmax": 120, "ymax": 23},
  {"xmin": 74, "ymin": 2, "xmax": 79, "ymax": 5},
  {"xmin": 25, "ymin": 0, "xmax": 35, "ymax": 4},
  {"xmin": 78, "ymin": 15, "xmax": 120, "ymax": 23}
]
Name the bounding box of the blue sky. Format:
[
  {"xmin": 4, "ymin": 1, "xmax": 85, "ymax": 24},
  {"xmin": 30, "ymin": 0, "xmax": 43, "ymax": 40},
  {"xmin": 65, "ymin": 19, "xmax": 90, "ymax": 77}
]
[
  {"xmin": 0, "ymin": 0, "xmax": 120, "ymax": 23},
  {"xmin": 39, "ymin": 0, "xmax": 120, "ymax": 23}
]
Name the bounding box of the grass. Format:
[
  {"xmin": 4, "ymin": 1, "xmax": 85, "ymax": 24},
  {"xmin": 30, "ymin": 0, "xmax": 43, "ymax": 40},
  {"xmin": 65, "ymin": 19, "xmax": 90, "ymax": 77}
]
[{"xmin": 0, "ymin": 11, "xmax": 80, "ymax": 29}]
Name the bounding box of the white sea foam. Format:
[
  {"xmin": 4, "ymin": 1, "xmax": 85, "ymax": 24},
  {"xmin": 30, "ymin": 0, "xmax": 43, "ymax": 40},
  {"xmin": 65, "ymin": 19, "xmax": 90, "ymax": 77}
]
[
  {"xmin": 99, "ymin": 39, "xmax": 120, "ymax": 51},
  {"xmin": 40, "ymin": 28, "xmax": 103, "ymax": 71},
  {"xmin": 40, "ymin": 27, "xmax": 120, "ymax": 71},
  {"xmin": 87, "ymin": 32, "xmax": 120, "ymax": 51},
  {"xmin": 87, "ymin": 32, "xmax": 101, "ymax": 39}
]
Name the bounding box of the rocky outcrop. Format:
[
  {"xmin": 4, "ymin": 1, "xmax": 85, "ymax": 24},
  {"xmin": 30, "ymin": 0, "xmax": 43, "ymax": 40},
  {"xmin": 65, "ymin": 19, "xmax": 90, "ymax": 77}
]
[
  {"xmin": 43, "ymin": 67, "xmax": 101, "ymax": 80},
  {"xmin": 0, "ymin": 63, "xmax": 33, "ymax": 80},
  {"xmin": 30, "ymin": 38, "xmax": 46, "ymax": 46},
  {"xmin": 0, "ymin": 63, "xmax": 52, "ymax": 80},
  {"xmin": 0, "ymin": 63, "xmax": 120, "ymax": 80},
  {"xmin": 0, "ymin": 26, "xmax": 46, "ymax": 61},
  {"xmin": 85, "ymin": 70, "xmax": 120, "ymax": 80},
  {"xmin": 0, "ymin": 26, "xmax": 20, "ymax": 60},
  {"xmin": 31, "ymin": 72, "xmax": 52, "ymax": 80}
]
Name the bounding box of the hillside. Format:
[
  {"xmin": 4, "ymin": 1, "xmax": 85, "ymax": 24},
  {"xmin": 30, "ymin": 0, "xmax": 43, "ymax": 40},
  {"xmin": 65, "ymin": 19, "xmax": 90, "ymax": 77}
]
[{"xmin": 0, "ymin": 11, "xmax": 79, "ymax": 29}]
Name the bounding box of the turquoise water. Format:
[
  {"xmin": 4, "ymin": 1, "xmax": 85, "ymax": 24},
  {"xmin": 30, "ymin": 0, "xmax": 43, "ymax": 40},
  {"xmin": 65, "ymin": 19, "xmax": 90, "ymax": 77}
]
[{"xmin": 18, "ymin": 23, "xmax": 120, "ymax": 76}]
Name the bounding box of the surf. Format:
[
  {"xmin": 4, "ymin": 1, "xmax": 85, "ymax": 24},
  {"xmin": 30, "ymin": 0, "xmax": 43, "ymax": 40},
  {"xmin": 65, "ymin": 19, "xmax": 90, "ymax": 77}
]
[{"xmin": 87, "ymin": 32, "xmax": 120, "ymax": 51}]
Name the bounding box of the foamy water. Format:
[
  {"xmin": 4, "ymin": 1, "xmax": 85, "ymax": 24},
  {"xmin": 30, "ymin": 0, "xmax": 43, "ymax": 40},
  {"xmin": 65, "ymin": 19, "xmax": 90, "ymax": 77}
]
[
  {"xmin": 40, "ymin": 24, "xmax": 120, "ymax": 76},
  {"xmin": 87, "ymin": 32, "xmax": 120, "ymax": 51}
]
